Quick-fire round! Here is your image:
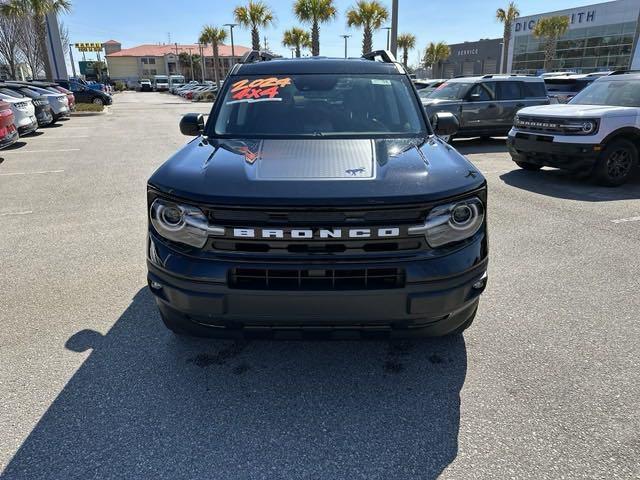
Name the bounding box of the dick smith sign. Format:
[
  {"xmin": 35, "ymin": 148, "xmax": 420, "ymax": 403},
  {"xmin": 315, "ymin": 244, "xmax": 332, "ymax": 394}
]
[{"xmin": 514, "ymin": 9, "xmax": 596, "ymax": 33}]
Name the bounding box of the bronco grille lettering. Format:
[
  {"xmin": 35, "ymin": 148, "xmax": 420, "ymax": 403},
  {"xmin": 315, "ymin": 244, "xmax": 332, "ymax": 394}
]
[{"xmin": 229, "ymin": 227, "xmax": 403, "ymax": 240}]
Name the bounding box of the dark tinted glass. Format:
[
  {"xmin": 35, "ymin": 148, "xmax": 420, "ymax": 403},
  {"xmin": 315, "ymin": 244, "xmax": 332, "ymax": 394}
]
[
  {"xmin": 570, "ymin": 79, "xmax": 640, "ymax": 107},
  {"xmin": 497, "ymin": 81, "xmax": 522, "ymax": 100},
  {"xmin": 213, "ymin": 74, "xmax": 425, "ymax": 137},
  {"xmin": 521, "ymin": 82, "xmax": 547, "ymax": 98},
  {"xmin": 468, "ymin": 82, "xmax": 496, "ymax": 101},
  {"xmin": 0, "ymin": 88, "xmax": 24, "ymax": 98}
]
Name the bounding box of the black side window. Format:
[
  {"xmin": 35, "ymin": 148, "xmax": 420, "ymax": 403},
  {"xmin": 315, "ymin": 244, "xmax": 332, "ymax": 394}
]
[
  {"xmin": 468, "ymin": 82, "xmax": 496, "ymax": 101},
  {"xmin": 522, "ymin": 81, "xmax": 546, "ymax": 98},
  {"xmin": 497, "ymin": 81, "xmax": 522, "ymax": 100}
]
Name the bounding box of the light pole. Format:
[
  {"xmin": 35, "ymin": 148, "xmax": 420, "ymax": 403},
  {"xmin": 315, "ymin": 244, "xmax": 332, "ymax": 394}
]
[
  {"xmin": 174, "ymin": 42, "xmax": 179, "ymax": 75},
  {"xmin": 223, "ymin": 23, "xmax": 238, "ymax": 63},
  {"xmin": 290, "ymin": 47, "xmax": 296, "ymax": 58},
  {"xmin": 383, "ymin": 27, "xmax": 391, "ymax": 50},
  {"xmin": 340, "ymin": 34, "xmax": 351, "ymax": 58},
  {"xmin": 69, "ymin": 43, "xmax": 77, "ymax": 77},
  {"xmin": 188, "ymin": 47, "xmax": 194, "ymax": 80},
  {"xmin": 390, "ymin": 0, "xmax": 398, "ymax": 57}
]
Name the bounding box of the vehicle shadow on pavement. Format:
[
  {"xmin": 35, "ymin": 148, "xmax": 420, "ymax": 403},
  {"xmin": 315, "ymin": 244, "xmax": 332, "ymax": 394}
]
[
  {"xmin": 500, "ymin": 168, "xmax": 640, "ymax": 201},
  {"xmin": 453, "ymin": 137, "xmax": 509, "ymax": 155},
  {"xmin": 2, "ymin": 288, "xmax": 467, "ymax": 480}
]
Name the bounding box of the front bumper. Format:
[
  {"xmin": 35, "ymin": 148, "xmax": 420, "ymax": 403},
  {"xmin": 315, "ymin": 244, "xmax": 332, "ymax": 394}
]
[
  {"xmin": 17, "ymin": 118, "xmax": 38, "ymax": 135},
  {"xmin": 147, "ymin": 232, "xmax": 488, "ymax": 337},
  {"xmin": 507, "ymin": 132, "xmax": 600, "ymax": 171},
  {"xmin": 0, "ymin": 128, "xmax": 18, "ymax": 149},
  {"xmin": 36, "ymin": 110, "xmax": 54, "ymax": 126}
]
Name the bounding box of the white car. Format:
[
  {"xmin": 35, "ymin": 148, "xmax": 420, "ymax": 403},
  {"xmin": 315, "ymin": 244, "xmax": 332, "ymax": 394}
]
[
  {"xmin": 20, "ymin": 85, "xmax": 70, "ymax": 120},
  {"xmin": 508, "ymin": 71, "xmax": 640, "ymax": 186},
  {"xmin": 0, "ymin": 93, "xmax": 38, "ymax": 135}
]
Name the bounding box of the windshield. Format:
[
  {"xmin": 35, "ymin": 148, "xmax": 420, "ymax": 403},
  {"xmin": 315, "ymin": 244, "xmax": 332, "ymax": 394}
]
[
  {"xmin": 0, "ymin": 88, "xmax": 24, "ymax": 99},
  {"xmin": 545, "ymin": 79, "xmax": 592, "ymax": 93},
  {"xmin": 212, "ymin": 74, "xmax": 426, "ymax": 137},
  {"xmin": 428, "ymin": 82, "xmax": 473, "ymax": 100},
  {"xmin": 570, "ymin": 80, "xmax": 640, "ymax": 107}
]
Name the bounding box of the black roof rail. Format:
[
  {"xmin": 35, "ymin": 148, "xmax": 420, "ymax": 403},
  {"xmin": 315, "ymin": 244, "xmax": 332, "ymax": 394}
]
[
  {"xmin": 239, "ymin": 50, "xmax": 277, "ymax": 64},
  {"xmin": 362, "ymin": 50, "xmax": 397, "ymax": 63},
  {"xmin": 481, "ymin": 74, "xmax": 493, "ymax": 79},
  {"xmin": 609, "ymin": 69, "xmax": 640, "ymax": 75}
]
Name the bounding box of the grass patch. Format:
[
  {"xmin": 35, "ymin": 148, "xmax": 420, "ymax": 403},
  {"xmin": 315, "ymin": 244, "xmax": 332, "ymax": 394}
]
[{"xmin": 75, "ymin": 103, "xmax": 104, "ymax": 112}]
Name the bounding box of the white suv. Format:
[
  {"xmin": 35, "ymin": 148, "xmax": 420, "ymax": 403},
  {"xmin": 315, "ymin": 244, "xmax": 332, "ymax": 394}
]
[{"xmin": 508, "ymin": 71, "xmax": 640, "ymax": 186}]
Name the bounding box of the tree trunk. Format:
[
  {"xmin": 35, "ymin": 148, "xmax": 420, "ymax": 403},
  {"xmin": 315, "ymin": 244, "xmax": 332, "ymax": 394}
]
[
  {"xmin": 362, "ymin": 26, "xmax": 372, "ymax": 55},
  {"xmin": 402, "ymin": 47, "xmax": 408, "ymax": 67},
  {"xmin": 213, "ymin": 43, "xmax": 220, "ymax": 89},
  {"xmin": 35, "ymin": 15, "xmax": 52, "ymax": 79},
  {"xmin": 295, "ymin": 45, "xmax": 301, "ymax": 57},
  {"xmin": 502, "ymin": 23, "xmax": 510, "ymax": 73},
  {"xmin": 311, "ymin": 21, "xmax": 319, "ymax": 56},
  {"xmin": 544, "ymin": 38, "xmax": 556, "ymax": 71},
  {"xmin": 251, "ymin": 27, "xmax": 260, "ymax": 51}
]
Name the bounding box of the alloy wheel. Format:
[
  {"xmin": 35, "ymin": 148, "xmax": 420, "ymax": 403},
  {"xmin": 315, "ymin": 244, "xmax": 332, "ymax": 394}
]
[{"xmin": 606, "ymin": 148, "xmax": 632, "ymax": 179}]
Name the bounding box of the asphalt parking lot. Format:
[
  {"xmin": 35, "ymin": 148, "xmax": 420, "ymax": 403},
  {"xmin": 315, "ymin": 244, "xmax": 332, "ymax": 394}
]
[{"xmin": 1, "ymin": 91, "xmax": 639, "ymax": 479}]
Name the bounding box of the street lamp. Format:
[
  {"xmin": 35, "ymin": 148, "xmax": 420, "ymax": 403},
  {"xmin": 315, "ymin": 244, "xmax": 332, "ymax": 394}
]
[
  {"xmin": 290, "ymin": 47, "xmax": 296, "ymax": 58},
  {"xmin": 383, "ymin": 27, "xmax": 391, "ymax": 51},
  {"xmin": 390, "ymin": 0, "xmax": 398, "ymax": 57},
  {"xmin": 223, "ymin": 23, "xmax": 238, "ymax": 59},
  {"xmin": 340, "ymin": 34, "xmax": 351, "ymax": 58}
]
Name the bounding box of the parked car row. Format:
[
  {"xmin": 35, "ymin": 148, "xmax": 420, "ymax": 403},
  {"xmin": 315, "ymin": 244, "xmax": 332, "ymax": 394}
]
[
  {"xmin": 172, "ymin": 81, "xmax": 220, "ymax": 101},
  {"xmin": 416, "ymin": 70, "xmax": 639, "ymax": 186},
  {"xmin": 0, "ymin": 78, "xmax": 113, "ymax": 150}
]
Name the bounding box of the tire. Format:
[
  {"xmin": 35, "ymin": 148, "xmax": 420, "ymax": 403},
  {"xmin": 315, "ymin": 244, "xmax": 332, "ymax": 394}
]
[
  {"xmin": 515, "ymin": 161, "xmax": 543, "ymax": 171},
  {"xmin": 592, "ymin": 139, "xmax": 638, "ymax": 186},
  {"xmin": 92, "ymin": 97, "xmax": 104, "ymax": 106}
]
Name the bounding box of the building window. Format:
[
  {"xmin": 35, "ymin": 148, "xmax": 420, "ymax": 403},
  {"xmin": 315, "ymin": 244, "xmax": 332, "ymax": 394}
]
[
  {"xmin": 148, "ymin": 58, "xmax": 156, "ymax": 65},
  {"xmin": 150, "ymin": 69, "xmax": 157, "ymax": 75},
  {"xmin": 141, "ymin": 58, "xmax": 148, "ymax": 64}
]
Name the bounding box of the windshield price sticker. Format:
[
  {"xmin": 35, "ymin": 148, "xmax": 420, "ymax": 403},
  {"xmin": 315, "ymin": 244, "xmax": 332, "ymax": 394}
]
[{"xmin": 227, "ymin": 77, "xmax": 292, "ymax": 104}]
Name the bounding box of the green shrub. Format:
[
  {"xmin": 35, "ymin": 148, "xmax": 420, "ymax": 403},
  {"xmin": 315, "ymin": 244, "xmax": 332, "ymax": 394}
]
[
  {"xmin": 75, "ymin": 103, "xmax": 104, "ymax": 112},
  {"xmin": 115, "ymin": 81, "xmax": 127, "ymax": 91}
]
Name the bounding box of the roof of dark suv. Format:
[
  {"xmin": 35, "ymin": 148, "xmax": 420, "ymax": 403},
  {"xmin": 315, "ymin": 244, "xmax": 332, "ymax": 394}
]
[{"xmin": 233, "ymin": 57, "xmax": 404, "ymax": 76}]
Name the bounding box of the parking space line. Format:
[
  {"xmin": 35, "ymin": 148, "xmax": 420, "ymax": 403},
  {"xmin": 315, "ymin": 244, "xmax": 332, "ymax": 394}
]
[
  {"xmin": 611, "ymin": 216, "xmax": 640, "ymax": 224},
  {"xmin": 0, "ymin": 170, "xmax": 64, "ymax": 176},
  {"xmin": 3, "ymin": 149, "xmax": 80, "ymax": 154},
  {"xmin": 0, "ymin": 210, "xmax": 33, "ymax": 216}
]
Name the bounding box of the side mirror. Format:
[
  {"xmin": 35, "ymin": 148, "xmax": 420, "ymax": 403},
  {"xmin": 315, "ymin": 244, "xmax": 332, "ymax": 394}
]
[
  {"xmin": 431, "ymin": 112, "xmax": 459, "ymax": 137},
  {"xmin": 180, "ymin": 113, "xmax": 205, "ymax": 136}
]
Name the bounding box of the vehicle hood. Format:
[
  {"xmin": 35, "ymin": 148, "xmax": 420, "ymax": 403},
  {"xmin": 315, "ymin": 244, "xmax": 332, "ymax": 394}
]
[
  {"xmin": 149, "ymin": 137, "xmax": 485, "ymax": 206},
  {"xmin": 421, "ymin": 98, "xmax": 460, "ymax": 107},
  {"xmin": 518, "ymin": 103, "xmax": 638, "ymax": 118}
]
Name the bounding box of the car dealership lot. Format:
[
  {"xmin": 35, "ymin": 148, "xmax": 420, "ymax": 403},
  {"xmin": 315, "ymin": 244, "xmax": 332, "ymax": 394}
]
[{"xmin": 0, "ymin": 92, "xmax": 638, "ymax": 479}]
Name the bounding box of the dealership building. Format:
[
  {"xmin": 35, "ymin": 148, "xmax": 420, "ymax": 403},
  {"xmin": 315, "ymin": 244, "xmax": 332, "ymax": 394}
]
[
  {"xmin": 506, "ymin": 0, "xmax": 640, "ymax": 74},
  {"xmin": 438, "ymin": 38, "xmax": 503, "ymax": 78},
  {"xmin": 104, "ymin": 41, "xmax": 250, "ymax": 85}
]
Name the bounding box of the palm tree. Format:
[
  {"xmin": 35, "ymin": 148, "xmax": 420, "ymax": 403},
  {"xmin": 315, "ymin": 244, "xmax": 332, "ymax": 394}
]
[
  {"xmin": 397, "ymin": 33, "xmax": 416, "ymax": 68},
  {"xmin": 533, "ymin": 16, "xmax": 570, "ymax": 72},
  {"xmin": 293, "ymin": 0, "xmax": 336, "ymax": 56},
  {"xmin": 200, "ymin": 25, "xmax": 228, "ymax": 88},
  {"xmin": 1, "ymin": 0, "xmax": 72, "ymax": 79},
  {"xmin": 424, "ymin": 41, "xmax": 450, "ymax": 78},
  {"xmin": 233, "ymin": 1, "xmax": 275, "ymax": 51},
  {"xmin": 282, "ymin": 27, "xmax": 311, "ymax": 57},
  {"xmin": 346, "ymin": 1, "xmax": 389, "ymax": 55},
  {"xmin": 496, "ymin": 2, "xmax": 519, "ymax": 73}
]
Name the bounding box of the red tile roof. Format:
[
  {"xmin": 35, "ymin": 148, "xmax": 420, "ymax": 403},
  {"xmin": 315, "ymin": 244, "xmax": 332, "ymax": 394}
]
[{"xmin": 106, "ymin": 43, "xmax": 250, "ymax": 58}]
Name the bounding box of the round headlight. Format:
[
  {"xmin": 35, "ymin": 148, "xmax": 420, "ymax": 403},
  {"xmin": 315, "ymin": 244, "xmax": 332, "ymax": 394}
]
[
  {"xmin": 160, "ymin": 205, "xmax": 182, "ymax": 227},
  {"xmin": 451, "ymin": 204, "xmax": 473, "ymax": 227},
  {"xmin": 581, "ymin": 121, "xmax": 595, "ymax": 133}
]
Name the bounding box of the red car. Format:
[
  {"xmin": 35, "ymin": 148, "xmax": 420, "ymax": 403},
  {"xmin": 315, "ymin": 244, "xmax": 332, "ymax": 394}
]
[{"xmin": 0, "ymin": 100, "xmax": 18, "ymax": 149}]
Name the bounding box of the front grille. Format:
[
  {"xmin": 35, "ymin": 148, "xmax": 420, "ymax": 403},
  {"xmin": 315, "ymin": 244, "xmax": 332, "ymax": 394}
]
[
  {"xmin": 515, "ymin": 116, "xmax": 595, "ymax": 135},
  {"xmin": 15, "ymin": 102, "xmax": 28, "ymax": 109},
  {"xmin": 229, "ymin": 267, "xmax": 405, "ymax": 290},
  {"xmin": 204, "ymin": 205, "xmax": 429, "ymax": 256}
]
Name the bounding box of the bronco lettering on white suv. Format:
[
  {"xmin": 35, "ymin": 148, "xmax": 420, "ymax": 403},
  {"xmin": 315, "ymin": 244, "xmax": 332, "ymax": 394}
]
[{"xmin": 508, "ymin": 70, "xmax": 640, "ymax": 186}]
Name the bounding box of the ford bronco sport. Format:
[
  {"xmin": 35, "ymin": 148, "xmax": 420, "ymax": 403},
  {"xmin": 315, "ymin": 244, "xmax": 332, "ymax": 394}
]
[
  {"xmin": 147, "ymin": 51, "xmax": 489, "ymax": 338},
  {"xmin": 508, "ymin": 70, "xmax": 640, "ymax": 186}
]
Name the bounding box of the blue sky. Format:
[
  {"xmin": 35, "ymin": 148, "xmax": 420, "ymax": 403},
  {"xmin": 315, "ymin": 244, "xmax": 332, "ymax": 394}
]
[{"xmin": 65, "ymin": 0, "xmax": 602, "ymax": 65}]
